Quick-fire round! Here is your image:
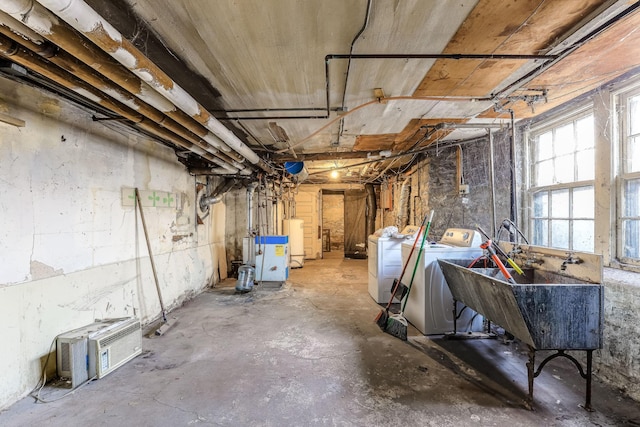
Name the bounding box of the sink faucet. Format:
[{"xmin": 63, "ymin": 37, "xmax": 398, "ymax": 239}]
[
  {"xmin": 561, "ymin": 252, "xmax": 582, "ymax": 271},
  {"xmin": 523, "ymin": 250, "xmax": 544, "ymax": 267}
]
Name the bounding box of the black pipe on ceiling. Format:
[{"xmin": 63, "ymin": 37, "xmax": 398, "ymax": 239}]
[
  {"xmin": 340, "ymin": 0, "xmax": 373, "ymax": 114},
  {"xmin": 214, "ymin": 2, "xmax": 640, "ymax": 122},
  {"xmin": 215, "ymin": 54, "xmax": 556, "ymax": 121},
  {"xmin": 324, "ymin": 53, "xmax": 558, "ymax": 118}
]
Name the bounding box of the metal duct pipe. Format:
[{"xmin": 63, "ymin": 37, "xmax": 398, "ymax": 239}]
[
  {"xmin": 27, "ymin": 0, "xmax": 271, "ymax": 173},
  {"xmin": 488, "ymin": 129, "xmax": 497, "ymax": 236},
  {"xmin": 190, "ymin": 167, "xmax": 251, "ymax": 176},
  {"xmin": 201, "ymin": 194, "xmax": 223, "ymax": 206},
  {"xmin": 0, "ymin": 0, "xmax": 254, "ymax": 169},
  {"xmin": 202, "ymin": 178, "xmax": 239, "ymax": 207},
  {"xmin": 197, "ymin": 178, "xmax": 238, "ymax": 220},
  {"xmin": 0, "ymin": 24, "xmax": 244, "ymax": 173},
  {"xmin": 509, "ymin": 110, "xmax": 518, "ymax": 227},
  {"xmin": 246, "ymin": 182, "xmax": 259, "ymax": 235},
  {"xmin": 0, "ymin": 34, "xmax": 237, "ymax": 172}
]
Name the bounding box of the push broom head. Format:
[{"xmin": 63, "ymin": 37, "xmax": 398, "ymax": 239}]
[
  {"xmin": 385, "ymin": 313, "xmax": 408, "ymax": 341},
  {"xmin": 375, "ymin": 308, "xmax": 389, "ymax": 331}
]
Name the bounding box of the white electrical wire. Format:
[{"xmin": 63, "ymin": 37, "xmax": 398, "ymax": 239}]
[{"xmin": 29, "ymin": 335, "xmax": 98, "ymax": 404}]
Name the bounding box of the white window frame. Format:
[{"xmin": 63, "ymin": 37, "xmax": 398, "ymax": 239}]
[
  {"xmin": 523, "ymin": 76, "xmax": 640, "ymax": 273},
  {"xmin": 616, "ymin": 87, "xmax": 640, "ymax": 266},
  {"xmin": 526, "ymin": 107, "xmax": 595, "ymax": 252},
  {"xmin": 530, "ymin": 183, "xmax": 596, "ymax": 250}
]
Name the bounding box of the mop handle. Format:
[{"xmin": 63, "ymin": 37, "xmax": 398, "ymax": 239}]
[
  {"xmin": 401, "ymin": 210, "xmax": 434, "ymax": 313},
  {"xmin": 385, "ymin": 213, "xmax": 431, "ymax": 309}
]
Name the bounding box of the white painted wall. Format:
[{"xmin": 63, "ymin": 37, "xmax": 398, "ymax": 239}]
[{"xmin": 0, "ymin": 78, "xmax": 218, "ymax": 409}]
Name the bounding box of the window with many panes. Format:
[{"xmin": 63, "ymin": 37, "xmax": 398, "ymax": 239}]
[
  {"xmin": 529, "ymin": 111, "xmax": 595, "ymax": 252},
  {"xmin": 619, "ymin": 90, "xmax": 640, "ymax": 264}
]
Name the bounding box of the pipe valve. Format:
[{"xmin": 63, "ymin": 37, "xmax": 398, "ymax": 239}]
[{"xmin": 561, "ymin": 253, "xmax": 582, "ymax": 271}]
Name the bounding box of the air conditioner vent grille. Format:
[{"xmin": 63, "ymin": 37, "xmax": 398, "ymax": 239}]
[
  {"xmin": 90, "ymin": 318, "xmax": 142, "ymax": 378},
  {"xmin": 60, "ymin": 342, "xmax": 70, "ymax": 372},
  {"xmin": 98, "ymin": 323, "xmax": 140, "ymax": 347}
]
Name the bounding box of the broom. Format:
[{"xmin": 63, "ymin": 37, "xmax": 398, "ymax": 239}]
[
  {"xmin": 135, "ymin": 188, "xmax": 173, "ymax": 336},
  {"xmin": 385, "ymin": 210, "xmax": 434, "ymax": 341},
  {"xmin": 375, "ymin": 212, "xmax": 430, "ymax": 330}
]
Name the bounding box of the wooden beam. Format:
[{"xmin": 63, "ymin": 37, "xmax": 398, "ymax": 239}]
[
  {"xmin": 480, "ymin": 10, "xmax": 640, "ymax": 119},
  {"xmin": 414, "ymin": 0, "xmax": 607, "ymax": 97}
]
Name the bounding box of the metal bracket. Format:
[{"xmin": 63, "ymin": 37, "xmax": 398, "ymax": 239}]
[
  {"xmin": 526, "ymin": 347, "xmax": 594, "ymax": 411},
  {"xmin": 446, "ymin": 299, "xmax": 495, "ymax": 340}
]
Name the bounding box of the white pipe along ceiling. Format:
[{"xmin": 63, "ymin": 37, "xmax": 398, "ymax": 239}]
[
  {"xmin": 0, "ymin": 2, "xmax": 248, "ymax": 175},
  {"xmin": 0, "ymin": 0, "xmax": 639, "ymax": 182}
]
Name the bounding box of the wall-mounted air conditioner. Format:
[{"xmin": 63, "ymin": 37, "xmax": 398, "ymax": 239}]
[
  {"xmin": 56, "ymin": 318, "xmax": 142, "ymax": 388},
  {"xmin": 88, "ymin": 317, "xmax": 142, "ymax": 378}
]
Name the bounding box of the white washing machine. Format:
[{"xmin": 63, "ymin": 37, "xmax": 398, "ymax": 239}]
[
  {"xmin": 401, "ymin": 228, "xmax": 484, "ymax": 335},
  {"xmin": 367, "ymin": 226, "xmax": 420, "ymax": 303}
]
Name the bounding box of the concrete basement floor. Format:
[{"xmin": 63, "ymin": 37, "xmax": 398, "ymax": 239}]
[{"xmin": 2, "ymin": 252, "xmax": 640, "ymax": 426}]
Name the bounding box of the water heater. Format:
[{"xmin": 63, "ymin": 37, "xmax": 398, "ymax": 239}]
[{"xmin": 283, "ymin": 218, "xmax": 304, "ymax": 268}]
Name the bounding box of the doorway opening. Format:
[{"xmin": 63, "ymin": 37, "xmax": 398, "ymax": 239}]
[
  {"xmin": 321, "ymin": 191, "xmax": 344, "ymax": 255},
  {"xmin": 322, "ymin": 189, "xmax": 370, "ymax": 259}
]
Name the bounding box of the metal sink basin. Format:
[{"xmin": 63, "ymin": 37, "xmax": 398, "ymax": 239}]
[{"xmin": 438, "ymin": 261, "xmax": 603, "ymax": 350}]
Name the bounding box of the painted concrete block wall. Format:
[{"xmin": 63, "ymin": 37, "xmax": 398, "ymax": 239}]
[{"xmin": 0, "ymin": 79, "xmax": 217, "ymax": 409}]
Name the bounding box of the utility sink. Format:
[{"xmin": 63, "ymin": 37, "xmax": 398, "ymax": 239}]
[
  {"xmin": 438, "ymin": 261, "xmax": 603, "ymax": 350},
  {"xmin": 436, "ymin": 243, "xmax": 604, "ymax": 410}
]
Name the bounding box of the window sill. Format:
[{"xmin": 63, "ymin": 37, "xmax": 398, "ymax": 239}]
[{"xmin": 603, "ymin": 266, "xmax": 640, "ymax": 289}]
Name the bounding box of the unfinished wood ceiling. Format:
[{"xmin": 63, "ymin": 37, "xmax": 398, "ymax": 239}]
[{"xmin": 3, "ymin": 0, "xmax": 639, "ymax": 182}]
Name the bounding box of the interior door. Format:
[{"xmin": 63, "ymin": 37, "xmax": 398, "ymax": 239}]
[{"xmin": 296, "ymin": 189, "xmax": 322, "ymax": 259}]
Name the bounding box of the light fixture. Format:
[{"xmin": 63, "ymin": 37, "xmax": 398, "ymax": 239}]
[{"xmin": 330, "ymin": 170, "xmax": 339, "ymax": 179}]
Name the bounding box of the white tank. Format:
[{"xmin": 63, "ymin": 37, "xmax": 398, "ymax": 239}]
[{"xmin": 283, "ymin": 218, "xmax": 304, "ymax": 268}]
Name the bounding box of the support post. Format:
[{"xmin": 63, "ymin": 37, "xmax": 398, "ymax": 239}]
[
  {"xmin": 585, "ymin": 350, "xmax": 593, "ymax": 412},
  {"xmin": 452, "ymin": 299, "xmax": 458, "ymax": 334},
  {"xmin": 526, "ymin": 346, "xmax": 536, "ymax": 410}
]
